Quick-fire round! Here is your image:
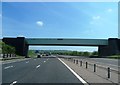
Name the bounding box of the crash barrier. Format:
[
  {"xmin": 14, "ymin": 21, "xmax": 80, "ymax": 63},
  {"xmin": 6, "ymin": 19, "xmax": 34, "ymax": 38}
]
[
  {"xmin": 64, "ymin": 58, "xmax": 119, "ymax": 79},
  {"xmin": 1, "ymin": 54, "xmax": 16, "ymax": 58}
]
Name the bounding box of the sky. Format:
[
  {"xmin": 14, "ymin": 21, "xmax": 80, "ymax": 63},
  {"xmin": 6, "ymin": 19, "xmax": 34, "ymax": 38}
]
[{"xmin": 1, "ymin": 2, "xmax": 118, "ymax": 51}]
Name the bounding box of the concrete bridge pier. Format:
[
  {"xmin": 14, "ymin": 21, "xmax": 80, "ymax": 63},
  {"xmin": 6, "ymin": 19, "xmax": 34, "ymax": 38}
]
[
  {"xmin": 98, "ymin": 38, "xmax": 120, "ymax": 57},
  {"xmin": 2, "ymin": 37, "xmax": 28, "ymax": 57}
]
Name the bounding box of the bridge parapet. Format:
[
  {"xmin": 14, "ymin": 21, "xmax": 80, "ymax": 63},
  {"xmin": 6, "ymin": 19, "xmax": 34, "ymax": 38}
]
[{"xmin": 26, "ymin": 38, "xmax": 108, "ymax": 46}]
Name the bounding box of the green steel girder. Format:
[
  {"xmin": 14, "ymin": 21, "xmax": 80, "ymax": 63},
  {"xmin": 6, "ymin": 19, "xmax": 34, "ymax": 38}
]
[{"xmin": 26, "ymin": 38, "xmax": 108, "ymax": 46}]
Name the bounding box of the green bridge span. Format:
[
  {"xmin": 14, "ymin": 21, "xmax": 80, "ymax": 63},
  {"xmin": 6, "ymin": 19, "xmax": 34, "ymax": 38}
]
[{"xmin": 26, "ymin": 38, "xmax": 108, "ymax": 46}]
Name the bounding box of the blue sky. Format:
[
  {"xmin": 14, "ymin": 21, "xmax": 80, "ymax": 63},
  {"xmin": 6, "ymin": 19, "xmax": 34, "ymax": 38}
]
[{"xmin": 1, "ymin": 2, "xmax": 118, "ymax": 51}]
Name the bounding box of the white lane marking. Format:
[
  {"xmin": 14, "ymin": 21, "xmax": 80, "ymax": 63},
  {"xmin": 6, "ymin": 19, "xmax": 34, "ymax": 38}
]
[
  {"xmin": 26, "ymin": 61, "xmax": 29, "ymax": 63},
  {"xmin": 4, "ymin": 65, "xmax": 13, "ymax": 69},
  {"xmin": 44, "ymin": 61, "xmax": 46, "ymax": 63},
  {"xmin": 10, "ymin": 81, "xmax": 17, "ymax": 85},
  {"xmin": 58, "ymin": 58, "xmax": 87, "ymax": 84},
  {"xmin": 47, "ymin": 59, "xmax": 49, "ymax": 60},
  {"xmin": 36, "ymin": 65, "xmax": 40, "ymax": 68},
  {"xmin": 34, "ymin": 59, "xmax": 36, "ymax": 60}
]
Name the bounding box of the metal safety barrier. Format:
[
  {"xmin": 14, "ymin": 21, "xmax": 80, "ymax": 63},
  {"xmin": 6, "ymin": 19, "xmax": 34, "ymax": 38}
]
[{"xmin": 65, "ymin": 58, "xmax": 112, "ymax": 79}]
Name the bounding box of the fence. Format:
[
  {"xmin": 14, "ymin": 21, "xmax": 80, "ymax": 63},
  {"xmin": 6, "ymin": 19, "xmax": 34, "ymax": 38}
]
[
  {"xmin": 0, "ymin": 54, "xmax": 16, "ymax": 58},
  {"xmin": 65, "ymin": 57, "xmax": 120, "ymax": 80}
]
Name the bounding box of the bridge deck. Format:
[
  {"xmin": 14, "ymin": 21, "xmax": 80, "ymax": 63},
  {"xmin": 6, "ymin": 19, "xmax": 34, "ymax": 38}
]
[{"xmin": 26, "ymin": 38, "xmax": 108, "ymax": 46}]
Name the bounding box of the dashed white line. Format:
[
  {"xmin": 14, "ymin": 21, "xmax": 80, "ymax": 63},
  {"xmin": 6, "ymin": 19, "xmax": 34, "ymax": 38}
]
[
  {"xmin": 36, "ymin": 65, "xmax": 40, "ymax": 68},
  {"xmin": 4, "ymin": 65, "xmax": 13, "ymax": 69},
  {"xmin": 26, "ymin": 61, "xmax": 29, "ymax": 63},
  {"xmin": 58, "ymin": 58, "xmax": 88, "ymax": 84},
  {"xmin": 10, "ymin": 81, "xmax": 17, "ymax": 85}
]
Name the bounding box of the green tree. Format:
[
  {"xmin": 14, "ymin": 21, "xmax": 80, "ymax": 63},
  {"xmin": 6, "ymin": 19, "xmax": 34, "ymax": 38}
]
[
  {"xmin": 83, "ymin": 51, "xmax": 90, "ymax": 56},
  {"xmin": 1, "ymin": 42, "xmax": 16, "ymax": 54},
  {"xmin": 71, "ymin": 51, "xmax": 77, "ymax": 56},
  {"xmin": 92, "ymin": 51, "xmax": 98, "ymax": 56},
  {"xmin": 78, "ymin": 52, "xmax": 83, "ymax": 56}
]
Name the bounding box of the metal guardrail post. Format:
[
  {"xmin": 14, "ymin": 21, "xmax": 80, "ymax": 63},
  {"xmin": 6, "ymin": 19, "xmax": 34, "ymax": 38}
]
[
  {"xmin": 7, "ymin": 54, "xmax": 8, "ymax": 58},
  {"xmin": 76, "ymin": 60, "xmax": 78, "ymax": 64},
  {"xmin": 108, "ymin": 67, "xmax": 110, "ymax": 78},
  {"xmin": 74, "ymin": 59, "xmax": 75, "ymax": 63},
  {"xmin": 9, "ymin": 54, "xmax": 13, "ymax": 57},
  {"xmin": 86, "ymin": 62, "xmax": 88, "ymax": 69},
  {"xmin": 94, "ymin": 64, "xmax": 96, "ymax": 72},
  {"xmin": 80, "ymin": 61, "xmax": 82, "ymax": 66}
]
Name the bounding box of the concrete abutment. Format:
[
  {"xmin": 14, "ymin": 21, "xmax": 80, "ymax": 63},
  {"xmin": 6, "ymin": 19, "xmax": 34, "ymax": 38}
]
[
  {"xmin": 2, "ymin": 37, "xmax": 28, "ymax": 57},
  {"xmin": 98, "ymin": 38, "xmax": 120, "ymax": 57}
]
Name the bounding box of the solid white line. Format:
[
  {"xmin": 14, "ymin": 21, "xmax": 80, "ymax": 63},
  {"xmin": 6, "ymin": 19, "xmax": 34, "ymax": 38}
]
[
  {"xmin": 4, "ymin": 65, "xmax": 13, "ymax": 69},
  {"xmin": 36, "ymin": 65, "xmax": 40, "ymax": 68},
  {"xmin": 10, "ymin": 81, "xmax": 17, "ymax": 85},
  {"xmin": 58, "ymin": 58, "xmax": 87, "ymax": 84}
]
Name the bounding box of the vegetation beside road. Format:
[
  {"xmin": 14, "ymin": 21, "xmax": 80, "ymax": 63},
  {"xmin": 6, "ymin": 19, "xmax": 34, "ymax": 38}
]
[
  {"xmin": 0, "ymin": 42, "xmax": 16, "ymax": 54},
  {"xmin": 0, "ymin": 41, "xmax": 17, "ymax": 60},
  {"xmin": 28, "ymin": 50, "xmax": 37, "ymax": 58},
  {"xmin": 51, "ymin": 50, "xmax": 98, "ymax": 57},
  {"xmin": 108, "ymin": 55, "xmax": 120, "ymax": 59},
  {"xmin": 30, "ymin": 50, "xmax": 98, "ymax": 57}
]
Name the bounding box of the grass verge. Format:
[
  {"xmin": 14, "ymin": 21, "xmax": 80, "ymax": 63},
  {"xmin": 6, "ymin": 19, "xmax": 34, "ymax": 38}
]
[{"xmin": 107, "ymin": 55, "xmax": 120, "ymax": 59}]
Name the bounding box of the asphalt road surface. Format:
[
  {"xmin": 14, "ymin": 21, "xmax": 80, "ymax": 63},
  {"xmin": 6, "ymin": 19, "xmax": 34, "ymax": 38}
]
[
  {"xmin": 59, "ymin": 55, "xmax": 119, "ymax": 67},
  {"xmin": 2, "ymin": 57, "xmax": 83, "ymax": 84}
]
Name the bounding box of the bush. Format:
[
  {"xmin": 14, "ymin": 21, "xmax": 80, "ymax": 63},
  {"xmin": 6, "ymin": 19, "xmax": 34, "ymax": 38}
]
[
  {"xmin": 92, "ymin": 51, "xmax": 98, "ymax": 56},
  {"xmin": 1, "ymin": 42, "xmax": 16, "ymax": 54}
]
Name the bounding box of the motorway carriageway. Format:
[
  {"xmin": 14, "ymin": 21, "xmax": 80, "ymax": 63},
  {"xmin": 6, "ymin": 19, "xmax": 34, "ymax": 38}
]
[{"xmin": 2, "ymin": 57, "xmax": 87, "ymax": 85}]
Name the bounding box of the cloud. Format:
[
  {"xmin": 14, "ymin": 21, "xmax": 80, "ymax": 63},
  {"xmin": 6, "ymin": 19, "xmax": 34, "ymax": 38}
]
[
  {"xmin": 107, "ymin": 8, "xmax": 112, "ymax": 12},
  {"xmin": 90, "ymin": 15, "xmax": 101, "ymax": 25},
  {"xmin": 36, "ymin": 21, "xmax": 43, "ymax": 27},
  {"xmin": 92, "ymin": 16, "xmax": 100, "ymax": 20},
  {"xmin": 18, "ymin": 35, "xmax": 25, "ymax": 37}
]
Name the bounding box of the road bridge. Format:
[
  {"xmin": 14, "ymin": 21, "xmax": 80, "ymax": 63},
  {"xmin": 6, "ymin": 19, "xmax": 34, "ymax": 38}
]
[{"xmin": 2, "ymin": 37, "xmax": 120, "ymax": 57}]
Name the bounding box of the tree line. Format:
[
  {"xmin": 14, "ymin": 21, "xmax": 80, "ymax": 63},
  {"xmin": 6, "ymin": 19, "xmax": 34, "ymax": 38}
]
[
  {"xmin": 53, "ymin": 51, "xmax": 98, "ymax": 56},
  {"xmin": 0, "ymin": 42, "xmax": 16, "ymax": 54},
  {"xmin": 40, "ymin": 50, "xmax": 98, "ymax": 57}
]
